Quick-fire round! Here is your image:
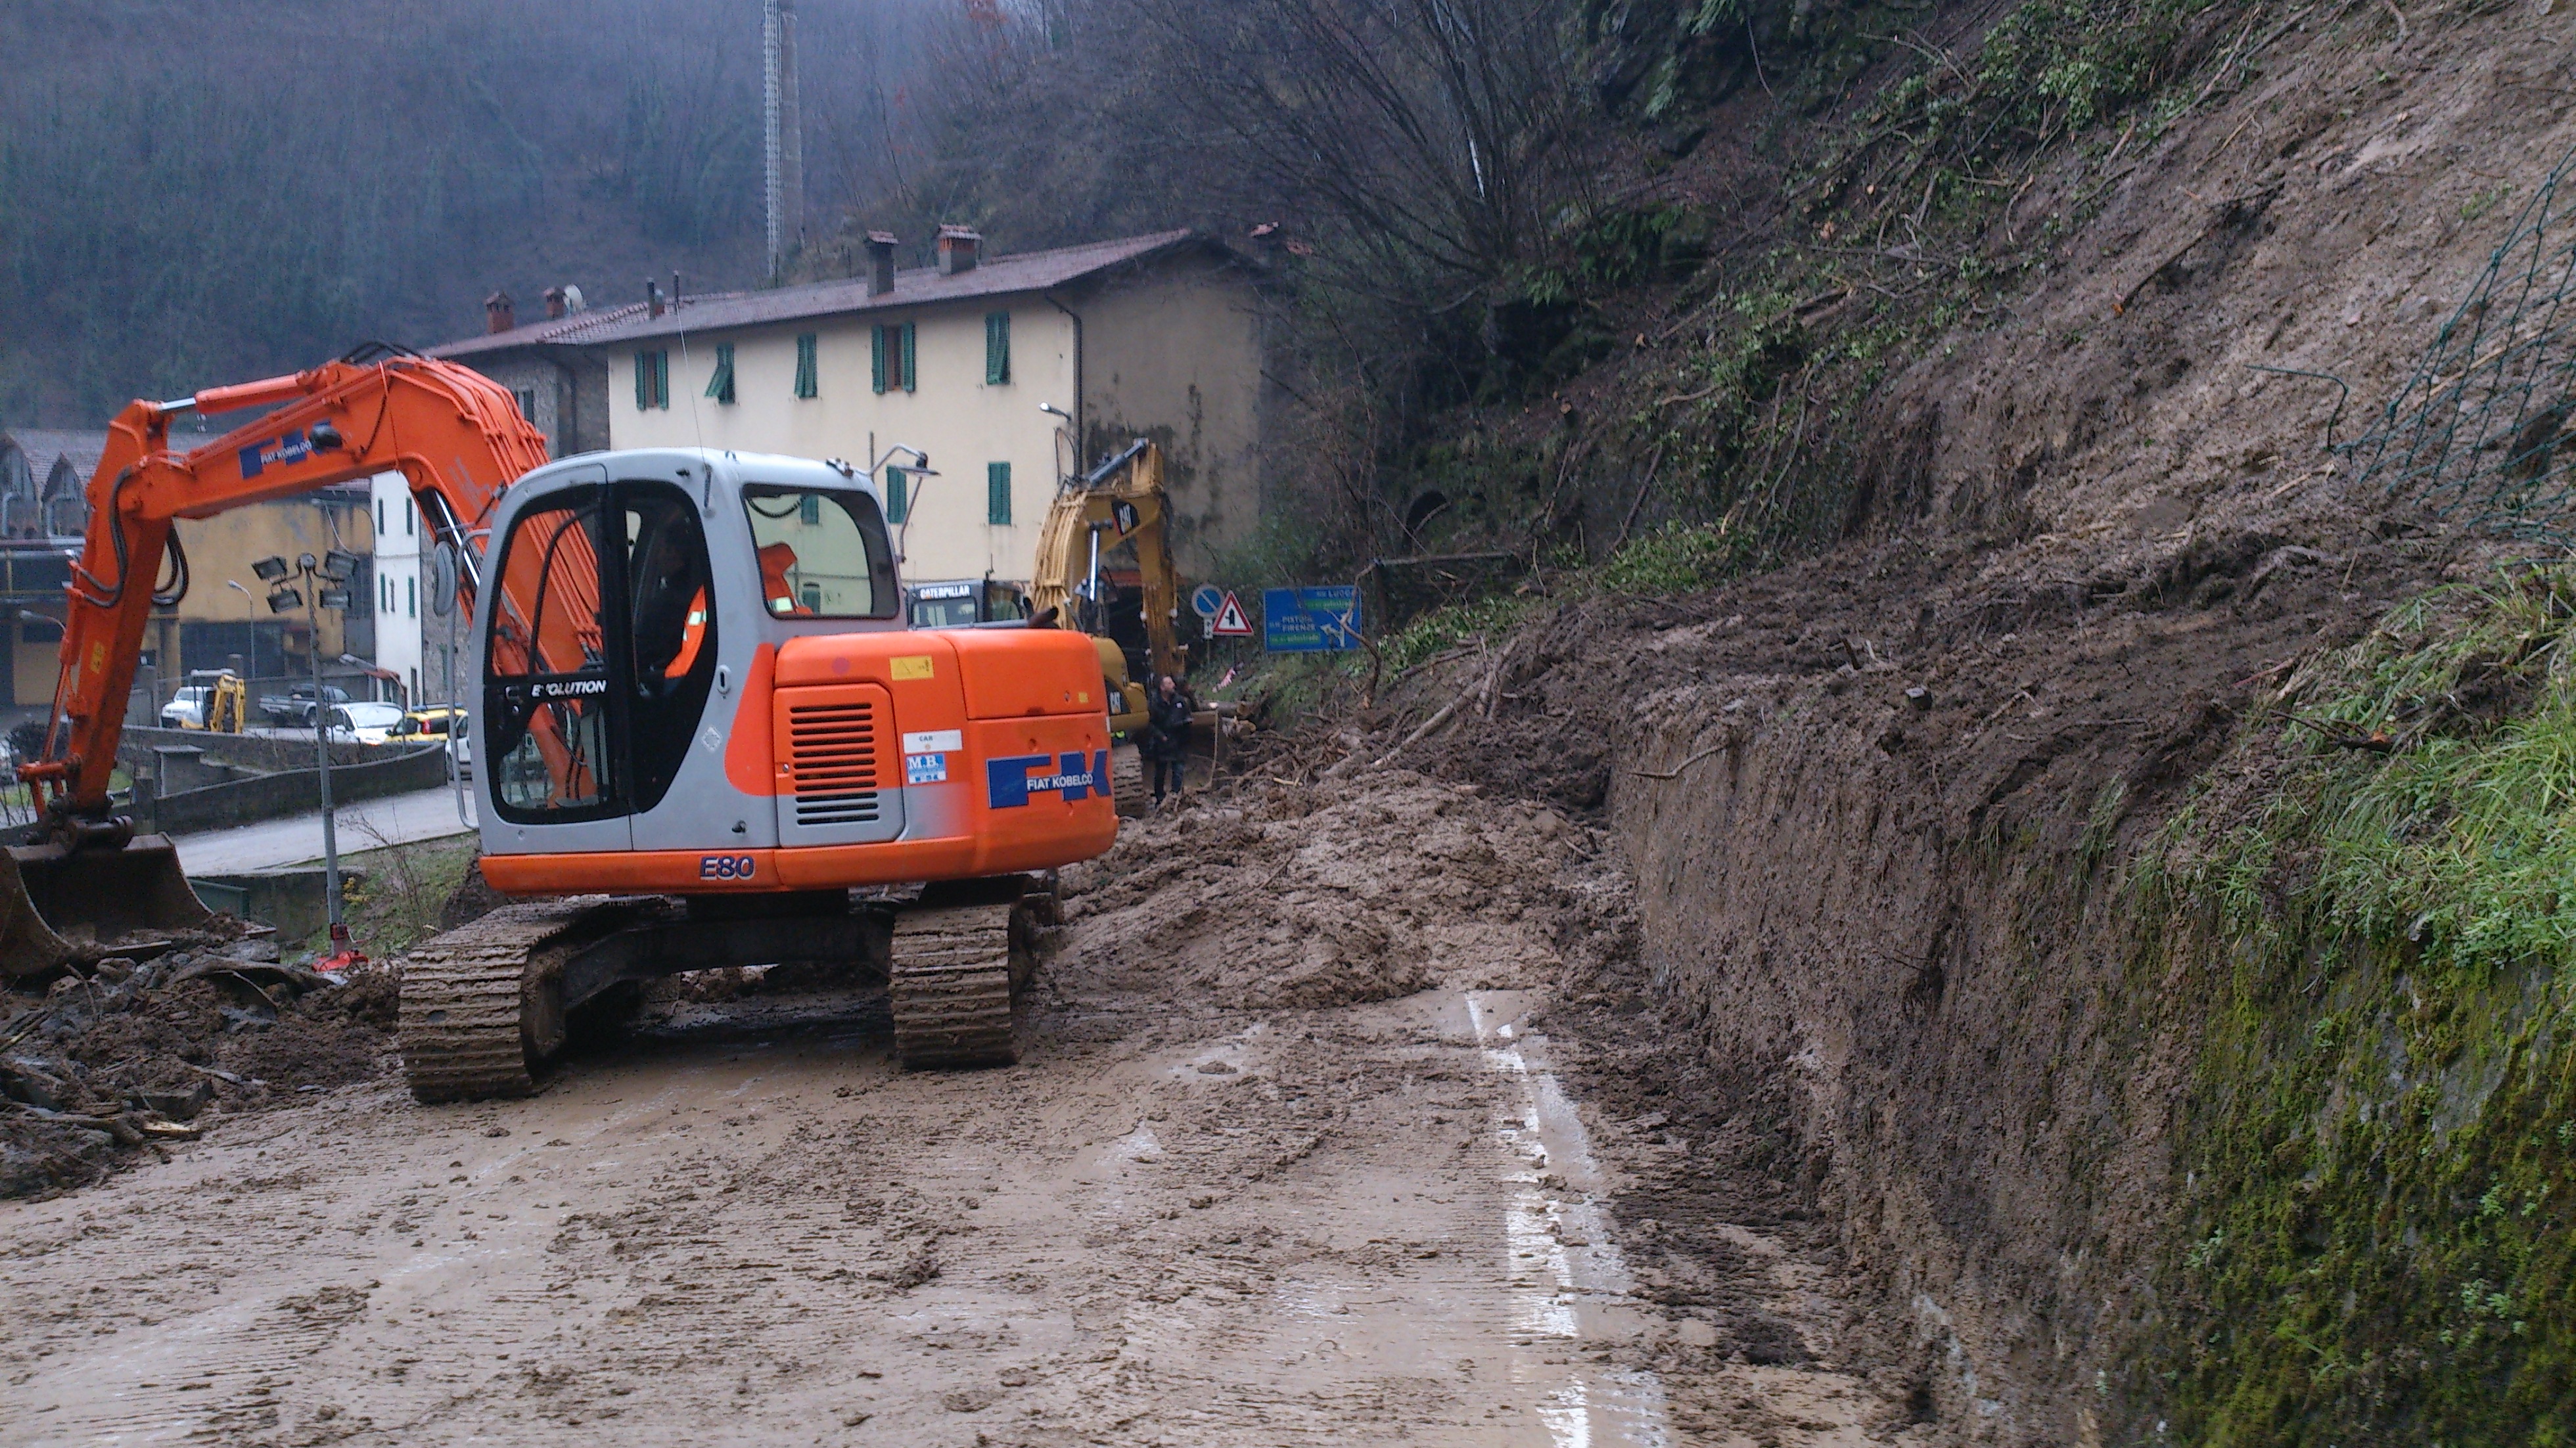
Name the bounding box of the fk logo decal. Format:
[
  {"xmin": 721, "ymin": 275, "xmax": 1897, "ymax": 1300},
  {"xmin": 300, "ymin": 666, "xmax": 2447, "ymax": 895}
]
[
  {"xmin": 986, "ymin": 751, "xmax": 1109, "ymax": 809},
  {"xmin": 237, "ymin": 430, "xmax": 315, "ymax": 478}
]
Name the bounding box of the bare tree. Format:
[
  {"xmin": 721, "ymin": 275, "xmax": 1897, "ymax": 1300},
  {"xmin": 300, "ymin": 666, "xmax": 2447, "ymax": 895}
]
[{"xmin": 1109, "ymin": 0, "xmax": 1590, "ymax": 313}]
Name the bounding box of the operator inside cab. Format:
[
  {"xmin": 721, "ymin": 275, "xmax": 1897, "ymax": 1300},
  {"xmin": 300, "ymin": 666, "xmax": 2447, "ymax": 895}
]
[{"xmin": 630, "ymin": 509, "xmax": 712, "ymax": 687}]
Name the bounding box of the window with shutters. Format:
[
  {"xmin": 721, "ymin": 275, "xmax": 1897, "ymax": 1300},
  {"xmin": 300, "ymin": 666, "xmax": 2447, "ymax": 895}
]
[
  {"xmin": 704, "ymin": 343, "xmax": 736, "ymax": 404},
  {"xmin": 515, "ymin": 387, "xmax": 538, "ymax": 422},
  {"xmin": 884, "ymin": 466, "xmax": 908, "ymax": 525},
  {"xmin": 798, "ymin": 493, "xmax": 820, "ymax": 526},
  {"xmin": 986, "ymin": 461, "xmax": 1011, "ymax": 525},
  {"xmin": 405, "ymin": 576, "xmax": 416, "ymax": 618},
  {"xmin": 984, "ymin": 311, "xmax": 1010, "ymax": 384},
  {"xmin": 794, "ymin": 333, "xmax": 818, "ymax": 399},
  {"xmin": 634, "ymin": 351, "xmax": 669, "ymax": 409},
  {"xmin": 871, "ymin": 325, "xmax": 918, "ymax": 392}
]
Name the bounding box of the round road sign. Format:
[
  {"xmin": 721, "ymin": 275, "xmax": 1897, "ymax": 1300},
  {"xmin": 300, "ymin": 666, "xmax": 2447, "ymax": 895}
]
[{"xmin": 1190, "ymin": 583, "xmax": 1225, "ymax": 619}]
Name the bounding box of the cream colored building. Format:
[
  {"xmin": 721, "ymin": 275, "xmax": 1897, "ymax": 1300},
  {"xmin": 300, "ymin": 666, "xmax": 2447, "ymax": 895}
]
[{"xmin": 433, "ymin": 229, "xmax": 1273, "ymax": 589}]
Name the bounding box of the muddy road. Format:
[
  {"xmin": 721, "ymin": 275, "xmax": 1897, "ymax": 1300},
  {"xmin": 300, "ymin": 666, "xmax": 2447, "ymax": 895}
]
[{"xmin": 2, "ymin": 783, "xmax": 1923, "ymax": 1446}]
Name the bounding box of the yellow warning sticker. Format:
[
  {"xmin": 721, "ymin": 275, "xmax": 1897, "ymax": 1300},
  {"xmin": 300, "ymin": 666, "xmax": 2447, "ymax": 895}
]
[{"xmin": 889, "ymin": 655, "xmax": 935, "ymax": 681}]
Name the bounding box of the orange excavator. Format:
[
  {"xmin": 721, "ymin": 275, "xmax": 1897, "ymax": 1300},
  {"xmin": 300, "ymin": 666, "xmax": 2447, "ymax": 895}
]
[{"xmin": 5, "ymin": 348, "xmax": 1117, "ymax": 1097}]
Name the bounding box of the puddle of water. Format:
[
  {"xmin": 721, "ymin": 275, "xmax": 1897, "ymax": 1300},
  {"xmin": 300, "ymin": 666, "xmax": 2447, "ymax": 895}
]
[{"xmin": 1468, "ymin": 991, "xmax": 1672, "ymax": 1448}]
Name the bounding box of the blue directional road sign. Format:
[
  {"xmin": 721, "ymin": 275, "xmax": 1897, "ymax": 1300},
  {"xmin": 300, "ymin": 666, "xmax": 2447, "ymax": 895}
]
[{"xmin": 1262, "ymin": 586, "xmax": 1364, "ymax": 653}]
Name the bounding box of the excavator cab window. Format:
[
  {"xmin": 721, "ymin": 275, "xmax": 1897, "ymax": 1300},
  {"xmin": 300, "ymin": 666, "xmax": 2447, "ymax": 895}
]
[
  {"xmin": 741, "ymin": 486, "xmax": 897, "ymax": 619},
  {"xmin": 485, "ymin": 489, "xmax": 614, "ymax": 820},
  {"xmin": 621, "ymin": 484, "xmax": 716, "ymax": 811}
]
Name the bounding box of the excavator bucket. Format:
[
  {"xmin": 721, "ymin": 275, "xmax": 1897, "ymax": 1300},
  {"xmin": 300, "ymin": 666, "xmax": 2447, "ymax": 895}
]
[{"xmin": 0, "ymin": 837, "xmax": 221, "ymax": 981}]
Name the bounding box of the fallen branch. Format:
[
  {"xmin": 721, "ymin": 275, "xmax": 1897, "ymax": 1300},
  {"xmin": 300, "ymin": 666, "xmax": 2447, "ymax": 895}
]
[
  {"xmin": 1626, "ymin": 742, "xmax": 1728, "ymax": 781},
  {"xmin": 1366, "ymin": 648, "xmax": 1511, "ymax": 771}
]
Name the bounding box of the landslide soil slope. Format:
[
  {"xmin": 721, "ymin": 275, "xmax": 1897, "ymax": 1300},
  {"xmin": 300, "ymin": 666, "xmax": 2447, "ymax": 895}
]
[
  {"xmin": 1343, "ymin": 5, "xmax": 2576, "ymax": 1441},
  {"xmin": 0, "ymin": 783, "xmax": 1930, "ymax": 1447}
]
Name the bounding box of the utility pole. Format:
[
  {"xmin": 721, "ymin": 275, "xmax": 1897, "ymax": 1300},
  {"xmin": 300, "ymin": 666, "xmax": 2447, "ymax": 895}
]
[
  {"xmin": 763, "ymin": 0, "xmax": 804, "ymax": 281},
  {"xmin": 258, "ymin": 548, "xmax": 366, "ymax": 969}
]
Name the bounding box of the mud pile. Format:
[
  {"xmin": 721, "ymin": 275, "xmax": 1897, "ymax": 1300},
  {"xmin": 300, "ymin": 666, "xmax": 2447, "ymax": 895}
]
[
  {"xmin": 1061, "ymin": 775, "xmax": 1637, "ymax": 1009},
  {"xmin": 0, "ymin": 947, "xmax": 397, "ymax": 1199}
]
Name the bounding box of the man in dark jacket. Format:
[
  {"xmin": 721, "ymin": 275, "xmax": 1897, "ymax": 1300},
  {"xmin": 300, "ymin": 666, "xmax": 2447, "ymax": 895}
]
[{"xmin": 1143, "ymin": 673, "xmax": 1193, "ymax": 805}]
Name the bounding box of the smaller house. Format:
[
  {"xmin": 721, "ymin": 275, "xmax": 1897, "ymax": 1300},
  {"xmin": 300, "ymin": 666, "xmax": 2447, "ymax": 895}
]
[{"xmin": 430, "ymin": 288, "xmax": 651, "ymax": 459}]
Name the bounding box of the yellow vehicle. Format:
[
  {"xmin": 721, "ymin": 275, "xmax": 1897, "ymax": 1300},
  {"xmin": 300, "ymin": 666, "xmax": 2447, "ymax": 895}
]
[
  {"xmin": 162, "ymin": 670, "xmax": 247, "ymax": 733},
  {"xmin": 1032, "ymin": 438, "xmax": 1185, "ymax": 728}
]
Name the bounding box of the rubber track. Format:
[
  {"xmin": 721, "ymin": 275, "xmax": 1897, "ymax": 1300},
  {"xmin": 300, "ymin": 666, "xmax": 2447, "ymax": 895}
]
[
  {"xmin": 398, "ymin": 897, "xmax": 615, "ymax": 1103},
  {"xmin": 888, "ymin": 903, "xmax": 1020, "ymax": 1069}
]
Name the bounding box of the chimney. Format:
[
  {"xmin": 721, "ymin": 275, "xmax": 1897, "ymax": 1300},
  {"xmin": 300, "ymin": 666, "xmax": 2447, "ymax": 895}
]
[
  {"xmin": 866, "ymin": 231, "xmax": 898, "ymax": 296},
  {"xmin": 936, "ymin": 225, "xmax": 982, "ymax": 277},
  {"xmin": 484, "ymin": 290, "xmax": 516, "ymax": 334},
  {"xmin": 646, "ymin": 279, "xmax": 664, "ymax": 319},
  {"xmin": 543, "ymin": 286, "xmax": 568, "ymax": 321}
]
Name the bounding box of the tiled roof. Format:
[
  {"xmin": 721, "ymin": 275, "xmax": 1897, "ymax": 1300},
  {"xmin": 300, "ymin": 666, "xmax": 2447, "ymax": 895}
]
[
  {"xmin": 0, "ymin": 430, "xmax": 111, "ymax": 486},
  {"xmin": 429, "ymin": 229, "xmax": 1216, "ymax": 356},
  {"xmin": 426, "ymin": 301, "xmax": 658, "ymax": 359}
]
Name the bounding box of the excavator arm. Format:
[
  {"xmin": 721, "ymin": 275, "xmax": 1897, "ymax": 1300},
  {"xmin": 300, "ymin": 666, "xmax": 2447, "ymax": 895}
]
[
  {"xmin": 20, "ymin": 352, "xmax": 549, "ymax": 828},
  {"xmin": 1030, "ymin": 439, "xmax": 1184, "ymax": 683}
]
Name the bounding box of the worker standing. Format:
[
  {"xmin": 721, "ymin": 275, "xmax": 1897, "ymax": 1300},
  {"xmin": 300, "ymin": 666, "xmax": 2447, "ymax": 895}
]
[{"xmin": 1144, "ymin": 673, "xmax": 1194, "ymax": 807}]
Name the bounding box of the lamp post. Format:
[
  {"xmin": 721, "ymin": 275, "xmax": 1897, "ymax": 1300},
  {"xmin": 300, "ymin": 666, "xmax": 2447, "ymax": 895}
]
[
  {"xmin": 254, "ymin": 549, "xmax": 366, "ymax": 970},
  {"xmin": 868, "ymin": 443, "xmax": 937, "ymax": 564}
]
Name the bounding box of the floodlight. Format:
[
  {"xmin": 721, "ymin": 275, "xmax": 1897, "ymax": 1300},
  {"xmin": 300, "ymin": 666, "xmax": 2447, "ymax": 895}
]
[{"xmin": 251, "ymin": 556, "xmax": 290, "ymax": 582}]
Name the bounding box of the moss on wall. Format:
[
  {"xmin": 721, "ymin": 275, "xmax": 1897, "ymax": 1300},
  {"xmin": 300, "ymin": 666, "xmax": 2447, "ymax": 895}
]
[{"xmin": 2135, "ymin": 566, "xmax": 2576, "ymax": 1443}]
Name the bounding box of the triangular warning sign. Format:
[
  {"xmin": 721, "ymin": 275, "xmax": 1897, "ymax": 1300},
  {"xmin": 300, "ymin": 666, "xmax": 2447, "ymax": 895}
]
[{"xmin": 1210, "ymin": 591, "xmax": 1254, "ymax": 637}]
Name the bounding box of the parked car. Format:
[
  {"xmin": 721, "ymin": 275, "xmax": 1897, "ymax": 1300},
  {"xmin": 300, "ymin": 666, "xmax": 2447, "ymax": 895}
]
[
  {"xmin": 323, "ymin": 702, "xmax": 410, "ymax": 745},
  {"xmin": 258, "ymin": 683, "xmax": 351, "ymax": 727},
  {"xmin": 159, "ymin": 686, "xmax": 212, "ymax": 729},
  {"xmin": 392, "ymin": 706, "xmax": 472, "ymax": 776}
]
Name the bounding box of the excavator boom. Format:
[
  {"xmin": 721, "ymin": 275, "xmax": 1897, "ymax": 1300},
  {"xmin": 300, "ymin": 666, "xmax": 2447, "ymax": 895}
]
[
  {"xmin": 1031, "ymin": 439, "xmax": 1184, "ymax": 684},
  {"xmin": 24, "ymin": 353, "xmax": 545, "ymax": 821},
  {"xmin": 1, "ymin": 353, "xmax": 545, "ymax": 980}
]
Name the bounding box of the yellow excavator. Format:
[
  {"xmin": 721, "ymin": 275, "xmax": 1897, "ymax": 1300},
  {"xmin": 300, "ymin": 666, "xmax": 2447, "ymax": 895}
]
[
  {"xmin": 1030, "ymin": 438, "xmax": 1180, "ymax": 731},
  {"xmin": 1032, "ymin": 440, "xmax": 1184, "ymax": 813}
]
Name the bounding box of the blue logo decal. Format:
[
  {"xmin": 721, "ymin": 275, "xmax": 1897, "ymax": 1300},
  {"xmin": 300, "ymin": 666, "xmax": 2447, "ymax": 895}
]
[
  {"xmin": 985, "ymin": 750, "xmax": 1109, "ymax": 809},
  {"xmin": 237, "ymin": 430, "xmax": 313, "ymax": 480}
]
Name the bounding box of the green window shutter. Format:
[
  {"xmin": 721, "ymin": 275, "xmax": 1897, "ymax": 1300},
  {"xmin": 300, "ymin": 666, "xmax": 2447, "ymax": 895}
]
[
  {"xmin": 655, "ymin": 351, "xmax": 670, "ymax": 409},
  {"xmin": 986, "ymin": 461, "xmax": 1011, "ymax": 525},
  {"xmin": 902, "ymin": 322, "xmax": 917, "ymax": 392},
  {"xmin": 985, "ymin": 311, "xmax": 1009, "ymax": 384},
  {"xmin": 706, "ymin": 343, "xmax": 735, "ymax": 403},
  {"xmin": 871, "ymin": 327, "xmax": 887, "ymax": 394},
  {"xmin": 884, "ymin": 466, "xmax": 908, "ymax": 525},
  {"xmin": 798, "ymin": 493, "xmax": 819, "ymax": 526},
  {"xmin": 794, "ymin": 333, "xmax": 817, "ymax": 398},
  {"xmin": 634, "ymin": 351, "xmax": 651, "ymax": 410}
]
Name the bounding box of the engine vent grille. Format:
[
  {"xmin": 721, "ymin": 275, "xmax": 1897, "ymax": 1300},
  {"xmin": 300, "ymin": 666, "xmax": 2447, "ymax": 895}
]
[{"xmin": 787, "ymin": 699, "xmax": 883, "ymax": 826}]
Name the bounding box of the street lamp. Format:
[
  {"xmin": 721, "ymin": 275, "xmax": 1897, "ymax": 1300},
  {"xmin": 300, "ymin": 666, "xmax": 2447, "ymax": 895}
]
[
  {"xmin": 869, "ymin": 444, "xmax": 938, "ymax": 563},
  {"xmin": 253, "ymin": 549, "xmax": 367, "ymax": 970}
]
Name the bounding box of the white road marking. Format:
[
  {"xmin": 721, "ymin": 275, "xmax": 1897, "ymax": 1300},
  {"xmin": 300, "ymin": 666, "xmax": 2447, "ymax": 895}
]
[{"xmin": 1469, "ymin": 990, "xmax": 1673, "ymax": 1448}]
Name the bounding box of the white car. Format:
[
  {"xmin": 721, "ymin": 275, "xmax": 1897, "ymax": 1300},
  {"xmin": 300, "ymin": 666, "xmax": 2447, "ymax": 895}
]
[
  {"xmin": 323, "ymin": 702, "xmax": 410, "ymax": 745},
  {"xmin": 159, "ymin": 686, "xmax": 211, "ymax": 729}
]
